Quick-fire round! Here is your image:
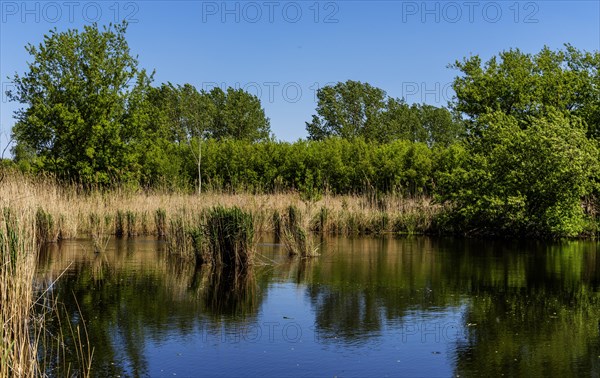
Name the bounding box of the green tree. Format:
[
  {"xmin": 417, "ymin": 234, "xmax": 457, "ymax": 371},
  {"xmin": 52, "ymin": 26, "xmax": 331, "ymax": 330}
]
[
  {"xmin": 207, "ymin": 87, "xmax": 271, "ymax": 141},
  {"xmin": 451, "ymin": 45, "xmax": 600, "ymax": 138},
  {"xmin": 438, "ymin": 111, "xmax": 598, "ymax": 237},
  {"xmin": 307, "ymin": 80, "xmax": 463, "ymax": 145},
  {"xmin": 7, "ymin": 22, "xmax": 153, "ymax": 185},
  {"xmin": 306, "ymin": 80, "xmax": 387, "ymax": 141}
]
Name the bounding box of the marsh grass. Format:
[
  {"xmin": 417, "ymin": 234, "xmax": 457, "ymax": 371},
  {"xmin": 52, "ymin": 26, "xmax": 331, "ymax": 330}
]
[
  {"xmin": 0, "ymin": 170, "xmax": 441, "ymax": 244},
  {"xmin": 166, "ymin": 212, "xmax": 196, "ymax": 260},
  {"xmin": 155, "ymin": 208, "xmax": 167, "ymax": 238},
  {"xmin": 36, "ymin": 207, "xmax": 59, "ymax": 244},
  {"xmin": 282, "ymin": 206, "xmax": 319, "ymax": 257},
  {"xmin": 0, "ymin": 208, "xmax": 39, "ymax": 377},
  {"xmin": 0, "ymin": 204, "xmax": 93, "ymax": 377},
  {"xmin": 204, "ymin": 206, "xmax": 255, "ymax": 268}
]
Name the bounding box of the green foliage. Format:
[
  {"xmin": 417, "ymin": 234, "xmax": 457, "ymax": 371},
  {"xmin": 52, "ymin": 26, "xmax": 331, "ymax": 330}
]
[
  {"xmin": 451, "ymin": 44, "xmax": 600, "ymax": 138},
  {"xmin": 438, "ymin": 111, "xmax": 598, "ymax": 237},
  {"xmin": 306, "ymin": 80, "xmax": 387, "ymax": 140},
  {"xmin": 8, "ymin": 22, "xmax": 153, "ymax": 185},
  {"xmin": 204, "ymin": 206, "xmax": 255, "ymax": 268},
  {"xmin": 307, "ymin": 80, "xmax": 463, "ymax": 145},
  {"xmin": 443, "ymin": 45, "xmax": 600, "ymax": 237},
  {"xmin": 174, "ymin": 138, "xmax": 452, "ymax": 195},
  {"xmin": 147, "ymin": 84, "xmax": 271, "ymax": 142}
]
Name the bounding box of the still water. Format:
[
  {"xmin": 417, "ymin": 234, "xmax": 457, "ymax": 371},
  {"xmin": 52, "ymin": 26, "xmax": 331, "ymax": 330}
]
[{"xmin": 37, "ymin": 237, "xmax": 600, "ymax": 377}]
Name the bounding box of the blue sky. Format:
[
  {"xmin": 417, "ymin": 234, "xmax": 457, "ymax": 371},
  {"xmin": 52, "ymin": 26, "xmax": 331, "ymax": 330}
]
[{"xmin": 1, "ymin": 0, "xmax": 599, "ymax": 151}]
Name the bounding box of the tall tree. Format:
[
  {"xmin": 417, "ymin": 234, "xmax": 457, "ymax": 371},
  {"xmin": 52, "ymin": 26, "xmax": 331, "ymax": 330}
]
[
  {"xmin": 180, "ymin": 84, "xmax": 215, "ymax": 193},
  {"xmin": 306, "ymin": 80, "xmax": 387, "ymax": 141},
  {"xmin": 207, "ymin": 87, "xmax": 271, "ymax": 141},
  {"xmin": 451, "ymin": 45, "xmax": 600, "ymax": 137},
  {"xmin": 7, "ymin": 22, "xmax": 153, "ymax": 185},
  {"xmin": 307, "ymin": 80, "xmax": 463, "ymax": 145}
]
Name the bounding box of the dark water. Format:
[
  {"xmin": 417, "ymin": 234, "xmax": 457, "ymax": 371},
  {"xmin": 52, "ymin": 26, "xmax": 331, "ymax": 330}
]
[{"xmin": 37, "ymin": 237, "xmax": 600, "ymax": 377}]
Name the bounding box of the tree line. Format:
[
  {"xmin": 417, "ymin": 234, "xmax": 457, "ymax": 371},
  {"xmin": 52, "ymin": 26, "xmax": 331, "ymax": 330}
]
[{"xmin": 5, "ymin": 22, "xmax": 600, "ymax": 236}]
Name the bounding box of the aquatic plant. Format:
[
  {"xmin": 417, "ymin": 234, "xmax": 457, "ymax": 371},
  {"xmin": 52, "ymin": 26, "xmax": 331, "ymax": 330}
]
[
  {"xmin": 282, "ymin": 205, "xmax": 318, "ymax": 257},
  {"xmin": 204, "ymin": 206, "xmax": 255, "ymax": 268}
]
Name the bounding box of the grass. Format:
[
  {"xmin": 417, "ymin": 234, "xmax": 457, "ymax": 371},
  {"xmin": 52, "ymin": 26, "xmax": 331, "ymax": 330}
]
[
  {"xmin": 204, "ymin": 206, "xmax": 255, "ymax": 268},
  {"xmin": 0, "ymin": 208, "xmax": 39, "ymax": 377},
  {"xmin": 282, "ymin": 205, "xmax": 319, "ymax": 257},
  {"xmin": 0, "ymin": 170, "xmax": 442, "ymax": 242}
]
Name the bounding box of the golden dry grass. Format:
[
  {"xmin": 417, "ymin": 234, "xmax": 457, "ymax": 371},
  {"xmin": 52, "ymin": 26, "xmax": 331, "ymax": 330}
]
[
  {"xmin": 0, "ymin": 207, "xmax": 41, "ymax": 377},
  {"xmin": 0, "ymin": 170, "xmax": 442, "ymax": 241}
]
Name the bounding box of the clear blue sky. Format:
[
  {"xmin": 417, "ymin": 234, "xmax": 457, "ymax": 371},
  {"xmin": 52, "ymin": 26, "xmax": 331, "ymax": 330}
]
[{"xmin": 1, "ymin": 0, "xmax": 599, "ymax": 151}]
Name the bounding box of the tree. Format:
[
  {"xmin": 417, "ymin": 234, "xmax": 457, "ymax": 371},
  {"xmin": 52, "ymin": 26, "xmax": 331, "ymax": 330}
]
[
  {"xmin": 180, "ymin": 84, "xmax": 215, "ymax": 194},
  {"xmin": 451, "ymin": 45, "xmax": 600, "ymax": 138},
  {"xmin": 207, "ymin": 87, "xmax": 271, "ymax": 141},
  {"xmin": 382, "ymin": 101, "xmax": 462, "ymax": 146},
  {"xmin": 306, "ymin": 80, "xmax": 387, "ymax": 141},
  {"xmin": 307, "ymin": 80, "xmax": 463, "ymax": 145},
  {"xmin": 7, "ymin": 22, "xmax": 153, "ymax": 185},
  {"xmin": 437, "ymin": 111, "xmax": 598, "ymax": 236}
]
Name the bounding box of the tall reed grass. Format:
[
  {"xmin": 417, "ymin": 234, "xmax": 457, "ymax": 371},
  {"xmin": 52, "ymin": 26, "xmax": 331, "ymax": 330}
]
[
  {"xmin": 0, "ymin": 170, "xmax": 442, "ymax": 243},
  {"xmin": 204, "ymin": 206, "xmax": 255, "ymax": 268},
  {"xmin": 0, "ymin": 208, "xmax": 39, "ymax": 377},
  {"xmin": 282, "ymin": 206, "xmax": 318, "ymax": 257}
]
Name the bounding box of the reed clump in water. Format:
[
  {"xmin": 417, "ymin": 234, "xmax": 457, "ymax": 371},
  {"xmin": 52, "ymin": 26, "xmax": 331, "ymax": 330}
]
[
  {"xmin": 283, "ymin": 205, "xmax": 318, "ymax": 257},
  {"xmin": 204, "ymin": 206, "xmax": 255, "ymax": 268},
  {"xmin": 36, "ymin": 207, "xmax": 59, "ymax": 244},
  {"xmin": 166, "ymin": 213, "xmax": 197, "ymax": 261},
  {"xmin": 89, "ymin": 213, "xmax": 110, "ymax": 253}
]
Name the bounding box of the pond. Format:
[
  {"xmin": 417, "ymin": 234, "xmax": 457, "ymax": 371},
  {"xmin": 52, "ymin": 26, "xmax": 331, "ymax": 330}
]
[{"xmin": 36, "ymin": 236, "xmax": 600, "ymax": 377}]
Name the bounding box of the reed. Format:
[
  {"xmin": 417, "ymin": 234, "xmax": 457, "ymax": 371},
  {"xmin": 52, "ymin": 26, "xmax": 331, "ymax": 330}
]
[
  {"xmin": 282, "ymin": 205, "xmax": 318, "ymax": 257},
  {"xmin": 155, "ymin": 208, "xmax": 167, "ymax": 237},
  {"xmin": 36, "ymin": 207, "xmax": 59, "ymax": 244},
  {"xmin": 204, "ymin": 206, "xmax": 255, "ymax": 268},
  {"xmin": 0, "ymin": 208, "xmax": 39, "ymax": 377},
  {"xmin": 115, "ymin": 210, "xmax": 125, "ymax": 237},
  {"xmin": 0, "ymin": 170, "xmax": 442, "ymax": 241},
  {"xmin": 166, "ymin": 213, "xmax": 196, "ymax": 261},
  {"xmin": 272, "ymin": 209, "xmax": 282, "ymax": 240},
  {"xmin": 126, "ymin": 210, "xmax": 138, "ymax": 237}
]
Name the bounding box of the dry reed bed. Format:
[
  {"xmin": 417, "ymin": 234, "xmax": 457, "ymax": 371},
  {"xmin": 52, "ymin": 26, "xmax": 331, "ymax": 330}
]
[
  {"xmin": 0, "ymin": 172, "xmax": 441, "ymax": 245},
  {"xmin": 1, "ymin": 206, "xmax": 93, "ymax": 377},
  {"xmin": 0, "ymin": 207, "xmax": 39, "ymax": 377}
]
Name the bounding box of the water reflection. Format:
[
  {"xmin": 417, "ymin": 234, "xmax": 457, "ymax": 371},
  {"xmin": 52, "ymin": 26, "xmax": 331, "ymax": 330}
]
[
  {"xmin": 36, "ymin": 236, "xmax": 600, "ymax": 377},
  {"xmin": 37, "ymin": 239, "xmax": 268, "ymax": 376}
]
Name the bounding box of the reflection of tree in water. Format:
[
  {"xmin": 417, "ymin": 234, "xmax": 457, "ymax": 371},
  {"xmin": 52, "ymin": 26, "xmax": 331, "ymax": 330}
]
[
  {"xmin": 36, "ymin": 239, "xmax": 269, "ymax": 377},
  {"xmin": 304, "ymin": 237, "xmax": 462, "ymax": 344},
  {"xmin": 300, "ymin": 236, "xmax": 600, "ymax": 376},
  {"xmin": 447, "ymin": 240, "xmax": 600, "ymax": 377},
  {"xmin": 37, "ymin": 236, "xmax": 600, "ymax": 376}
]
